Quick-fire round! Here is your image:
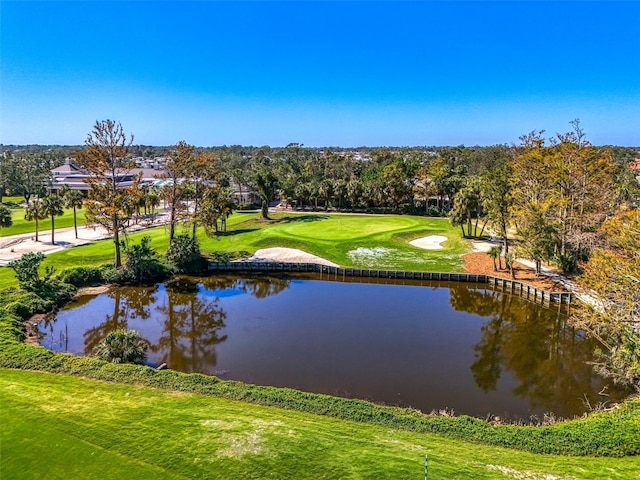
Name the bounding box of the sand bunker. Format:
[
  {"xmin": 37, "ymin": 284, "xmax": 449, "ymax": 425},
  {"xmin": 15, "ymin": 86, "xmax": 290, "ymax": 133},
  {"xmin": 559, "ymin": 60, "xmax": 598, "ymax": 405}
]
[
  {"xmin": 409, "ymin": 235, "xmax": 448, "ymax": 250},
  {"xmin": 249, "ymin": 248, "xmax": 339, "ymax": 267}
]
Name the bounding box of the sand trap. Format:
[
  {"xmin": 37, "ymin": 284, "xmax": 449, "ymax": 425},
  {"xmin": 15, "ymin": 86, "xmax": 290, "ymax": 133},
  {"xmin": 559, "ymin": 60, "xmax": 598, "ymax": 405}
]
[
  {"xmin": 409, "ymin": 235, "xmax": 448, "ymax": 250},
  {"xmin": 249, "ymin": 248, "xmax": 339, "ymax": 267}
]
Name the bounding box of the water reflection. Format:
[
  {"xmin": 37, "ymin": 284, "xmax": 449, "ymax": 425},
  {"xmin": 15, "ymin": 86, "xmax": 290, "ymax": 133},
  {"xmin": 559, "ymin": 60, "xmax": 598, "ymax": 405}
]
[
  {"xmin": 41, "ymin": 275, "xmax": 630, "ymax": 418},
  {"xmin": 83, "ymin": 286, "xmax": 158, "ymax": 355},
  {"xmin": 451, "ymin": 287, "xmax": 628, "ymax": 417},
  {"xmin": 155, "ymin": 278, "xmax": 227, "ymax": 374}
]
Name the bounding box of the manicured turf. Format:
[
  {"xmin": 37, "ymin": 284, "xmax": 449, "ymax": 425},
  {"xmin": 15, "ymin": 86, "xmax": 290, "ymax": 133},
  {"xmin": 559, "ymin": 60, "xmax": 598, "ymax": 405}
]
[
  {"xmin": 2, "ymin": 369, "xmax": 638, "ymax": 480},
  {"xmin": 0, "ymin": 212, "xmax": 469, "ymax": 287},
  {"xmin": 1, "ymin": 205, "xmax": 87, "ymax": 237}
]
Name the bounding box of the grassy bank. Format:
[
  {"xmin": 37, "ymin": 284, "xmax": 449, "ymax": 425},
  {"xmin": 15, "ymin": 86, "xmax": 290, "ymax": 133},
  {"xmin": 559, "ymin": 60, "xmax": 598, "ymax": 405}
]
[
  {"xmin": 1, "ymin": 271, "xmax": 639, "ymax": 478},
  {"xmin": 1, "ymin": 204, "xmax": 87, "ymax": 237},
  {"xmin": 0, "ymin": 212, "xmax": 468, "ymax": 287},
  {"xmin": 2, "ymin": 369, "xmax": 639, "ymax": 480}
]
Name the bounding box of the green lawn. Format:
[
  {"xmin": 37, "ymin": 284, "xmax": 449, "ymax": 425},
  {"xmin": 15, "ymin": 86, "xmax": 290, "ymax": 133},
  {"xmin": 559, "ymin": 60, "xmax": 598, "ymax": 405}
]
[
  {"xmin": 2, "ymin": 369, "xmax": 637, "ymax": 480},
  {"xmin": 1, "ymin": 205, "xmax": 87, "ymax": 237},
  {"xmin": 0, "ymin": 212, "xmax": 469, "ymax": 287}
]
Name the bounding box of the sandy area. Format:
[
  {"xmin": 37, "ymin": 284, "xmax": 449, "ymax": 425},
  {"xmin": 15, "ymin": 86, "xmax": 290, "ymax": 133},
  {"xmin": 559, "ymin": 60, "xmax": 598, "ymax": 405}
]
[
  {"xmin": 249, "ymin": 248, "xmax": 339, "ymax": 267},
  {"xmin": 409, "ymin": 235, "xmax": 448, "ymax": 250}
]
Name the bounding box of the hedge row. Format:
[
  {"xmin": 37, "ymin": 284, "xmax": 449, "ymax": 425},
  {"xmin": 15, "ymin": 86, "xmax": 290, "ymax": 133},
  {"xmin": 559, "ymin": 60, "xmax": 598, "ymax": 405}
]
[{"xmin": 1, "ymin": 288, "xmax": 638, "ymax": 457}]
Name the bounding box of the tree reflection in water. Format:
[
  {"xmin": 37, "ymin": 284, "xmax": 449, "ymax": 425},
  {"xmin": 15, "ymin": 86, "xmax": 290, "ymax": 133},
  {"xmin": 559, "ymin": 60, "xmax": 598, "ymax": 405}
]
[
  {"xmin": 449, "ymin": 285, "xmax": 628, "ymax": 417},
  {"xmin": 83, "ymin": 286, "xmax": 158, "ymax": 355},
  {"xmin": 154, "ymin": 277, "xmax": 227, "ymax": 374},
  {"xmin": 199, "ymin": 274, "xmax": 290, "ymax": 299}
]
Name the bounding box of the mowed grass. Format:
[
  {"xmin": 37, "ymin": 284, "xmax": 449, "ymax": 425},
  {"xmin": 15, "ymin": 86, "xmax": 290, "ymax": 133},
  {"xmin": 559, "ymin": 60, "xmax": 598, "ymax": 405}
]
[
  {"xmin": 2, "ymin": 369, "xmax": 638, "ymax": 480},
  {"xmin": 1, "ymin": 205, "xmax": 87, "ymax": 237},
  {"xmin": 0, "ymin": 212, "xmax": 469, "ymax": 287}
]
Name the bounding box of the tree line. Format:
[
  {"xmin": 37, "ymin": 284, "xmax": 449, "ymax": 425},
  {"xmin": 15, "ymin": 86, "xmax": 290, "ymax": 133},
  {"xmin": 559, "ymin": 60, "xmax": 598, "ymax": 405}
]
[{"xmin": 1, "ymin": 118, "xmax": 638, "ymax": 390}]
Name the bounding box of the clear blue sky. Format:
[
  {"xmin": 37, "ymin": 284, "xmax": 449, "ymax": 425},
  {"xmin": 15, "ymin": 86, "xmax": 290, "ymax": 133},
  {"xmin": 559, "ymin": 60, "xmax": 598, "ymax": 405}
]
[{"xmin": 1, "ymin": 1, "xmax": 639, "ymax": 147}]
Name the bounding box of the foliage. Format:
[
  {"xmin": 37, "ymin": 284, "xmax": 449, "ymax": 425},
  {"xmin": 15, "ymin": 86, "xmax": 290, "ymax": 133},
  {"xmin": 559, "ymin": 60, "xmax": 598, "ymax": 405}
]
[
  {"xmin": 162, "ymin": 141, "xmax": 195, "ymax": 240},
  {"xmin": 0, "ymin": 150, "xmax": 60, "ymax": 203},
  {"xmin": 41, "ymin": 195, "xmax": 64, "ymax": 244},
  {"xmin": 61, "ymin": 186, "xmax": 84, "ymax": 238},
  {"xmin": 7, "ymin": 252, "xmax": 75, "ymax": 303},
  {"xmin": 0, "ymin": 204, "xmax": 12, "ymax": 230},
  {"xmin": 75, "ymin": 119, "xmax": 137, "ymax": 268},
  {"xmin": 570, "ymin": 211, "xmax": 640, "ymax": 391},
  {"xmin": 247, "ymin": 147, "xmax": 280, "ymax": 219},
  {"xmin": 57, "ymin": 266, "xmax": 105, "ymax": 287},
  {"xmin": 9, "ymin": 252, "xmax": 54, "ymax": 290},
  {"xmin": 426, "ymin": 205, "xmax": 441, "ymax": 217},
  {"xmin": 511, "ymin": 121, "xmax": 620, "ymax": 268},
  {"xmin": 123, "ymin": 235, "xmax": 169, "ymax": 282},
  {"xmin": 94, "ymin": 328, "xmax": 149, "ymax": 364},
  {"xmin": 165, "ymin": 234, "xmax": 206, "ymax": 272},
  {"xmin": 487, "ymin": 245, "xmax": 501, "ymax": 271},
  {"xmin": 24, "ymin": 197, "xmax": 47, "ymax": 241}
]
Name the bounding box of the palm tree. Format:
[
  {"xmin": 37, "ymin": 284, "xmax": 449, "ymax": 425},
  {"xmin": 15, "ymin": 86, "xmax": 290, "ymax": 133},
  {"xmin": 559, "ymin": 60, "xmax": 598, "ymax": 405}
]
[
  {"xmin": 62, "ymin": 189, "xmax": 84, "ymax": 238},
  {"xmin": 487, "ymin": 245, "xmax": 502, "ymax": 272},
  {"xmin": 94, "ymin": 329, "xmax": 149, "ymax": 364},
  {"xmin": 24, "ymin": 198, "xmax": 46, "ymax": 242},
  {"xmin": 0, "ymin": 205, "xmax": 12, "ymax": 233},
  {"xmin": 41, "ymin": 195, "xmax": 64, "ymax": 245}
]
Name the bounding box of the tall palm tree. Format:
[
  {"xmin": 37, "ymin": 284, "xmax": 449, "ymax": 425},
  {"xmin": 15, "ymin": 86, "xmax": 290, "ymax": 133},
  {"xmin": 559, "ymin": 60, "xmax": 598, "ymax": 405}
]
[
  {"xmin": 0, "ymin": 205, "xmax": 12, "ymax": 233},
  {"xmin": 41, "ymin": 195, "xmax": 64, "ymax": 245},
  {"xmin": 62, "ymin": 188, "xmax": 84, "ymax": 238},
  {"xmin": 24, "ymin": 198, "xmax": 46, "ymax": 242}
]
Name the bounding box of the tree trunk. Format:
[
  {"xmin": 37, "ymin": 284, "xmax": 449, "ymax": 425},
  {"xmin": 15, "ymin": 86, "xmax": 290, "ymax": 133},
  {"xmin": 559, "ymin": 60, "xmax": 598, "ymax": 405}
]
[
  {"xmin": 50, "ymin": 214, "xmax": 55, "ymax": 245},
  {"xmin": 35, "ymin": 218, "xmax": 39, "ymax": 242},
  {"xmin": 261, "ymin": 200, "xmax": 269, "ymax": 220},
  {"xmin": 73, "ymin": 206, "xmax": 78, "ymax": 238},
  {"xmin": 113, "ymin": 215, "xmax": 121, "ymax": 268}
]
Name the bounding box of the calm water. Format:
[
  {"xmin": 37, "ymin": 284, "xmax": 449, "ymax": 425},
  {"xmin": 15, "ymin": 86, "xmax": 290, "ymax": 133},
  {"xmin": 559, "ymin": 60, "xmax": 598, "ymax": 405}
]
[{"xmin": 39, "ymin": 274, "xmax": 627, "ymax": 419}]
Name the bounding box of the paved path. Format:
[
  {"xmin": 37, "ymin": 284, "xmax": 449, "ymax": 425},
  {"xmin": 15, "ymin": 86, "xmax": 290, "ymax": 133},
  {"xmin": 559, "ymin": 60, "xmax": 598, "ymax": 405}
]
[{"xmin": 0, "ymin": 217, "xmax": 167, "ymax": 266}]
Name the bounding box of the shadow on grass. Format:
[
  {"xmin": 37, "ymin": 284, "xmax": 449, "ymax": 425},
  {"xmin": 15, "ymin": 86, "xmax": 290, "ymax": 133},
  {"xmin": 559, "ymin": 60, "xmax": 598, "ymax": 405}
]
[
  {"xmin": 269, "ymin": 214, "xmax": 329, "ymax": 224},
  {"xmin": 213, "ymin": 228, "xmax": 259, "ymax": 237}
]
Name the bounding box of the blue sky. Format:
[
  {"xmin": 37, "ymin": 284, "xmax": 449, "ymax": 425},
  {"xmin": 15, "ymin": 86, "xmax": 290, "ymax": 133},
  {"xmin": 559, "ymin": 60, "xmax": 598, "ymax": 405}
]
[{"xmin": 1, "ymin": 1, "xmax": 639, "ymax": 146}]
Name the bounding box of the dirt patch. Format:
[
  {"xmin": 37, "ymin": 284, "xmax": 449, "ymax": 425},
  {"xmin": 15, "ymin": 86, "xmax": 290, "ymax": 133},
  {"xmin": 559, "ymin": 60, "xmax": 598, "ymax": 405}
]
[
  {"xmin": 462, "ymin": 252, "xmax": 567, "ymax": 292},
  {"xmin": 76, "ymin": 285, "xmax": 112, "ymax": 296},
  {"xmin": 24, "ymin": 313, "xmax": 48, "ymax": 346}
]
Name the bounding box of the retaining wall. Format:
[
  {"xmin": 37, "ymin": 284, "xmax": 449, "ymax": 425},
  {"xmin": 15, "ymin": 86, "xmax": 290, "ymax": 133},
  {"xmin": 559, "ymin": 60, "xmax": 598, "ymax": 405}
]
[{"xmin": 208, "ymin": 261, "xmax": 573, "ymax": 305}]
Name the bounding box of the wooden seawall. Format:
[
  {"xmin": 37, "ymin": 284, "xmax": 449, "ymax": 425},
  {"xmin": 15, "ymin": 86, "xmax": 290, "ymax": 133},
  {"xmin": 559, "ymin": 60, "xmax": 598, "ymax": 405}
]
[{"xmin": 208, "ymin": 261, "xmax": 573, "ymax": 306}]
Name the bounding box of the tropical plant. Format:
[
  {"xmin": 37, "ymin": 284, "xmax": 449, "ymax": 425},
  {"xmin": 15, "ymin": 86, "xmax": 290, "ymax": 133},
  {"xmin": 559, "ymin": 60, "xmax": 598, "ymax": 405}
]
[
  {"xmin": 62, "ymin": 188, "xmax": 84, "ymax": 238},
  {"xmin": 487, "ymin": 245, "xmax": 502, "ymax": 272},
  {"xmin": 41, "ymin": 195, "xmax": 64, "ymax": 245},
  {"xmin": 24, "ymin": 198, "xmax": 47, "ymax": 242},
  {"xmin": 123, "ymin": 235, "xmax": 166, "ymax": 282},
  {"xmin": 0, "ymin": 204, "xmax": 12, "ymax": 231},
  {"xmin": 94, "ymin": 329, "xmax": 149, "ymax": 364},
  {"xmin": 166, "ymin": 234, "xmax": 204, "ymax": 273}
]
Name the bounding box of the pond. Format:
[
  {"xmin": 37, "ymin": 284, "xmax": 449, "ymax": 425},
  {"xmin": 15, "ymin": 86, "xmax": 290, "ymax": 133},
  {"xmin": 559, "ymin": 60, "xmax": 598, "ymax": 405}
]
[{"xmin": 39, "ymin": 274, "xmax": 628, "ymax": 419}]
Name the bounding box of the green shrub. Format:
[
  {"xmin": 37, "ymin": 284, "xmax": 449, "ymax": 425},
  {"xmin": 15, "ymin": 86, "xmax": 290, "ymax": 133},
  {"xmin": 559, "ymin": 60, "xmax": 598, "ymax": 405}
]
[
  {"xmin": 123, "ymin": 236, "xmax": 170, "ymax": 282},
  {"xmin": 58, "ymin": 266, "xmax": 105, "ymax": 286},
  {"xmin": 94, "ymin": 329, "xmax": 149, "ymax": 364},
  {"xmin": 426, "ymin": 205, "xmax": 441, "ymax": 217},
  {"xmin": 165, "ymin": 234, "xmax": 206, "ymax": 273}
]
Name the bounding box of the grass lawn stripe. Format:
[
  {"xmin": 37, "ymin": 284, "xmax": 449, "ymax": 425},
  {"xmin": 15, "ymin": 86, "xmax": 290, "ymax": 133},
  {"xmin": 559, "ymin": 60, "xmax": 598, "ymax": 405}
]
[{"xmin": 1, "ymin": 369, "xmax": 638, "ymax": 479}]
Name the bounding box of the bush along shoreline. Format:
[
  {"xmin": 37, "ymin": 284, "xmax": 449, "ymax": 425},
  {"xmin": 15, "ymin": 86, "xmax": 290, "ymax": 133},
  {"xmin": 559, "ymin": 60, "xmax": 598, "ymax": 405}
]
[{"xmin": 1, "ymin": 262, "xmax": 639, "ymax": 458}]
